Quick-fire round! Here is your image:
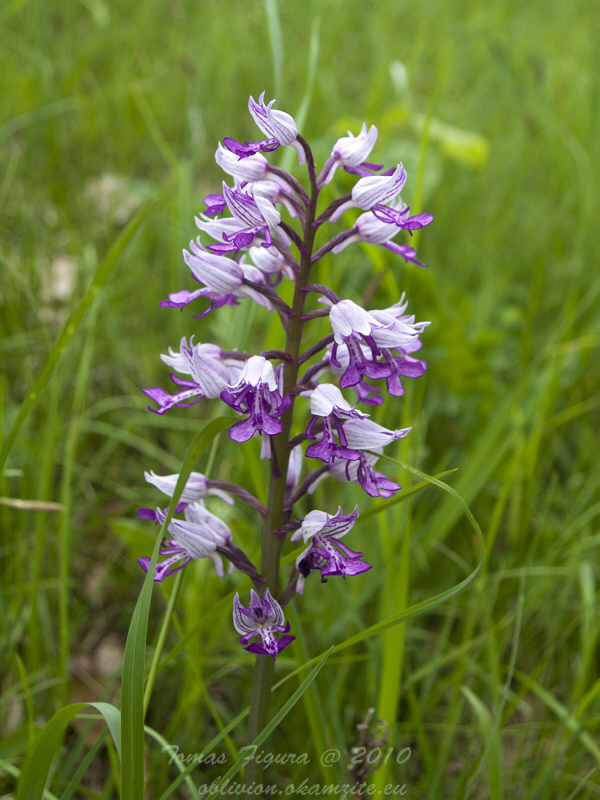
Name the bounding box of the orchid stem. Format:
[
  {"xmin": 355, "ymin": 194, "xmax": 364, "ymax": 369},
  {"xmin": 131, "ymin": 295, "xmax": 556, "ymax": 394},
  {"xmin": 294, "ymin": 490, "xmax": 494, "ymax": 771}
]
[{"xmin": 245, "ymin": 139, "xmax": 319, "ymax": 791}]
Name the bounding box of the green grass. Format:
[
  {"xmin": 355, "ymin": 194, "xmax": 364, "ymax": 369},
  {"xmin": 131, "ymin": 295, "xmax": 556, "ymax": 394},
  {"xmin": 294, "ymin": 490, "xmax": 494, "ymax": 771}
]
[{"xmin": 1, "ymin": 0, "xmax": 600, "ymax": 797}]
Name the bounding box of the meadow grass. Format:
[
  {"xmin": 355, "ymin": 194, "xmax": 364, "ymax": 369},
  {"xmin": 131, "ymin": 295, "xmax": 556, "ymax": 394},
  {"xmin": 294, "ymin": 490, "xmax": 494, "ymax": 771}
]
[{"xmin": 1, "ymin": 0, "xmax": 599, "ymax": 797}]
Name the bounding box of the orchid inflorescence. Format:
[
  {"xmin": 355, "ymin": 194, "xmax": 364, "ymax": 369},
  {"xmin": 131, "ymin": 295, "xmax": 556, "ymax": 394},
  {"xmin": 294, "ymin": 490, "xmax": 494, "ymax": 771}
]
[{"xmin": 138, "ymin": 92, "xmax": 433, "ymax": 661}]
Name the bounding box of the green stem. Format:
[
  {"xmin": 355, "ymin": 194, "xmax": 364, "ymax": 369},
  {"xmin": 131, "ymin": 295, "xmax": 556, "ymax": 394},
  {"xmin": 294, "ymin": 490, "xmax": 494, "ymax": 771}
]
[{"xmin": 245, "ymin": 138, "xmax": 318, "ymax": 790}]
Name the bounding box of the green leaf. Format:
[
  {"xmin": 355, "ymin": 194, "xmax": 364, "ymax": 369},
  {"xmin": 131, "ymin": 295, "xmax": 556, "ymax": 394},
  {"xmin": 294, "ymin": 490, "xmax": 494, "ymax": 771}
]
[{"xmin": 16, "ymin": 702, "xmax": 121, "ymax": 800}]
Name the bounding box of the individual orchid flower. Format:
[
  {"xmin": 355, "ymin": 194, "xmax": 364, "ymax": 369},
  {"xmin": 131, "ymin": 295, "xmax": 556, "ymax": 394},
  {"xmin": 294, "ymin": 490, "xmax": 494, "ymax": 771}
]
[
  {"xmin": 248, "ymin": 93, "xmax": 305, "ymax": 164},
  {"xmin": 174, "ymin": 238, "xmax": 275, "ymax": 314},
  {"xmin": 137, "ymin": 502, "xmax": 232, "ymax": 581},
  {"xmin": 233, "ymin": 589, "xmax": 295, "ymax": 659},
  {"xmin": 143, "ymin": 337, "xmax": 231, "ymax": 414},
  {"xmin": 252, "ymin": 179, "xmax": 303, "ymax": 220},
  {"xmin": 337, "ymin": 419, "xmax": 411, "ymax": 497},
  {"xmin": 290, "ymin": 506, "xmax": 370, "ymax": 593},
  {"xmin": 303, "ymin": 383, "xmax": 368, "ymax": 463},
  {"xmin": 182, "ymin": 240, "xmax": 245, "ymax": 292},
  {"xmin": 329, "ymin": 164, "xmax": 407, "ymax": 222},
  {"xmin": 322, "ymin": 341, "xmax": 385, "ymax": 406},
  {"xmin": 342, "ymin": 418, "xmax": 412, "ymax": 449},
  {"xmin": 306, "ymin": 419, "xmax": 411, "ymax": 498},
  {"xmin": 328, "ymin": 299, "xmax": 393, "ymax": 389},
  {"xmin": 328, "ymin": 298, "xmax": 428, "ymax": 394},
  {"xmin": 319, "ymin": 123, "xmax": 378, "ymax": 186},
  {"xmin": 194, "ymin": 214, "xmax": 248, "ymax": 244},
  {"xmin": 318, "ymin": 449, "xmax": 403, "ymax": 499},
  {"xmin": 143, "ymin": 470, "xmax": 234, "ymax": 506},
  {"xmin": 331, "ymin": 198, "xmax": 430, "ymax": 266},
  {"xmin": 220, "ymin": 355, "xmax": 291, "ymax": 442},
  {"xmin": 210, "ymin": 182, "xmax": 286, "ymax": 253},
  {"xmin": 368, "ymin": 298, "xmax": 429, "ymax": 395}
]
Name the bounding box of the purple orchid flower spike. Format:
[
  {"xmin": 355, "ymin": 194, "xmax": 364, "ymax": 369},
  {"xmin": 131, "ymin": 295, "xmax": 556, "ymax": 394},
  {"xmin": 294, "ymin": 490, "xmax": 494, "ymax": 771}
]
[
  {"xmin": 303, "ymin": 383, "xmax": 368, "ymax": 463},
  {"xmin": 136, "ymin": 93, "xmax": 436, "ymax": 685},
  {"xmin": 329, "ymin": 164, "xmax": 407, "ymax": 222},
  {"xmin": 290, "ymin": 506, "xmax": 371, "ymax": 593},
  {"xmin": 137, "ymin": 502, "xmax": 232, "ymax": 581},
  {"xmin": 221, "ymin": 355, "xmax": 291, "ymax": 442},
  {"xmin": 319, "ymin": 123, "xmax": 378, "ymax": 186},
  {"xmin": 233, "ymin": 589, "xmax": 295, "ymax": 659}
]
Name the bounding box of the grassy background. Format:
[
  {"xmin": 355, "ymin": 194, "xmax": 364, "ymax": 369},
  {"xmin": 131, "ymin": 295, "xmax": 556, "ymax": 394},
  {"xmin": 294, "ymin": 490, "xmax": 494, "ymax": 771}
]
[{"xmin": 1, "ymin": 0, "xmax": 599, "ymax": 796}]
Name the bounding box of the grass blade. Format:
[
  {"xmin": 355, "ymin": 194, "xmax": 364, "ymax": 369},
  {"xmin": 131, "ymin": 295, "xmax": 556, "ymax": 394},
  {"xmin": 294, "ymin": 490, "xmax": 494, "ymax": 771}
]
[
  {"xmin": 16, "ymin": 702, "xmax": 121, "ymax": 800},
  {"xmin": 263, "ymin": 0, "xmax": 283, "ymax": 98}
]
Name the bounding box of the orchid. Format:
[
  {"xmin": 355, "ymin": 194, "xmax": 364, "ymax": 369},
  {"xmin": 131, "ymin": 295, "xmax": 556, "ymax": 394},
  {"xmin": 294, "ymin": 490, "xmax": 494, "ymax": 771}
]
[
  {"xmin": 319, "ymin": 123, "xmax": 379, "ymax": 186},
  {"xmin": 290, "ymin": 506, "xmax": 370, "ymax": 593},
  {"xmin": 220, "ymin": 355, "xmax": 291, "ymax": 442},
  {"xmin": 137, "ymin": 503, "xmax": 231, "ymax": 580},
  {"xmin": 138, "ymin": 93, "xmax": 434, "ymax": 756},
  {"xmin": 233, "ymin": 589, "xmax": 295, "ymax": 659}
]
